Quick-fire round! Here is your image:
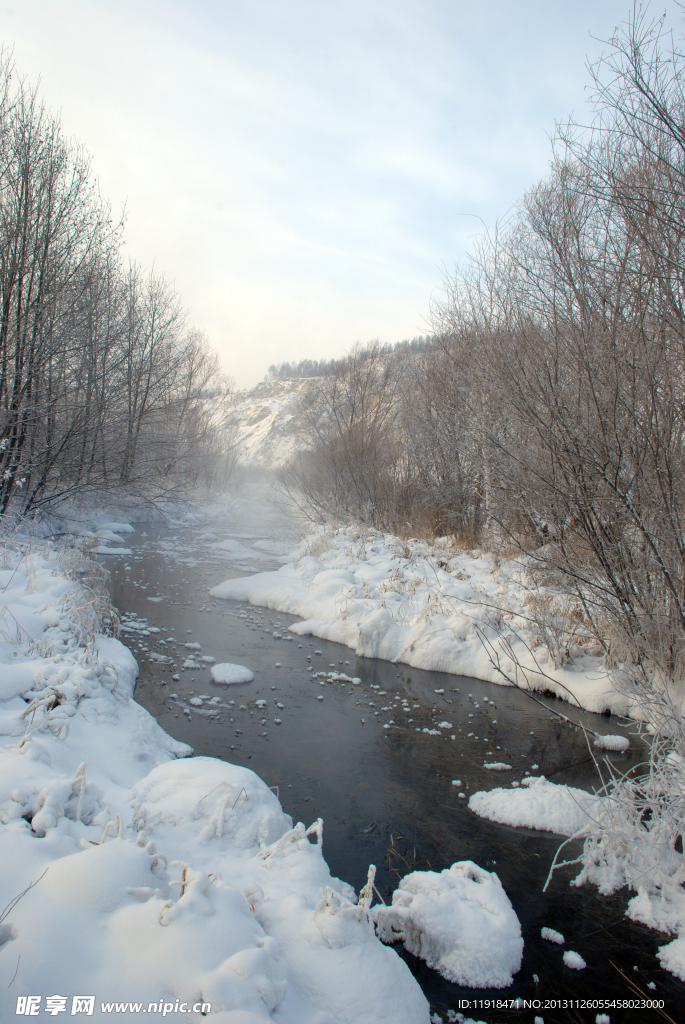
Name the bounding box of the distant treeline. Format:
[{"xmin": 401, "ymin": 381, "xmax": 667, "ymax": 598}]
[{"xmin": 266, "ymin": 337, "xmax": 433, "ymax": 380}]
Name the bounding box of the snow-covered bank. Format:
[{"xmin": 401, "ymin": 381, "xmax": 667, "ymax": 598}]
[
  {"xmin": 210, "ymin": 525, "xmax": 630, "ymax": 716},
  {"xmin": 209, "ymin": 522, "xmax": 685, "ymax": 986},
  {"xmin": 0, "ymin": 534, "xmax": 431, "ymax": 1022},
  {"xmin": 467, "ymin": 773, "xmax": 685, "ymax": 981}
]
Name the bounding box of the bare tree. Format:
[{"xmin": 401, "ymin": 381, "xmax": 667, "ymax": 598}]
[{"xmin": 0, "ymin": 55, "xmax": 233, "ymax": 522}]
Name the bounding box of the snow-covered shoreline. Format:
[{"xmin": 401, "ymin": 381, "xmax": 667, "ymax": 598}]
[
  {"xmin": 208, "ymin": 521, "xmax": 685, "ymax": 985},
  {"xmin": 210, "ymin": 525, "xmax": 630, "ymax": 717},
  {"xmin": 4, "ymin": 501, "xmax": 683, "ymax": 1015},
  {"xmin": 0, "ymin": 533, "xmax": 431, "ymax": 1022}
]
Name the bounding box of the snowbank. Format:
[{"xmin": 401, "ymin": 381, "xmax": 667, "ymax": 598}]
[
  {"xmin": 626, "ymin": 887, "xmax": 685, "ymax": 982},
  {"xmin": 0, "ymin": 536, "xmax": 429, "ymax": 1023},
  {"xmin": 210, "ymin": 526, "xmax": 630, "ymax": 716},
  {"xmin": 470, "ymin": 774, "xmax": 685, "ymax": 982},
  {"xmin": 374, "ymin": 861, "xmax": 523, "ymax": 988},
  {"xmin": 468, "ymin": 777, "xmax": 602, "ymax": 837}
]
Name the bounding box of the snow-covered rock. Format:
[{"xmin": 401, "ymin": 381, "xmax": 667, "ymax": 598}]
[
  {"xmin": 593, "ymin": 734, "xmax": 630, "ymax": 751},
  {"xmin": 563, "ymin": 950, "xmax": 586, "ymax": 970},
  {"xmin": 374, "ymin": 861, "xmax": 523, "ymax": 989}
]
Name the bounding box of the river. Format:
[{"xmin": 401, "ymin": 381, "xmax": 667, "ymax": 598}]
[{"xmin": 100, "ymin": 480, "xmax": 684, "ymax": 1024}]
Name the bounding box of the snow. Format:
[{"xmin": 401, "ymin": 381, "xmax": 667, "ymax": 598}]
[
  {"xmin": 94, "ymin": 529, "xmax": 127, "ymax": 544},
  {"xmin": 210, "ymin": 525, "xmax": 632, "ymax": 716},
  {"xmin": 99, "ymin": 522, "xmax": 135, "ymax": 534},
  {"xmin": 0, "ymin": 536, "xmax": 430, "ymax": 1023},
  {"xmin": 657, "ymin": 935, "xmax": 685, "ymax": 981},
  {"xmin": 211, "ymin": 664, "xmax": 256, "ymax": 685},
  {"xmin": 562, "ymin": 951, "xmax": 586, "ymax": 970},
  {"xmin": 541, "ymin": 927, "xmax": 564, "ymax": 944},
  {"xmin": 228, "ymin": 378, "xmax": 316, "ymax": 468},
  {"xmin": 10, "ymin": 480, "xmax": 680, "ymax": 1000},
  {"xmin": 374, "ymin": 861, "xmax": 523, "ymax": 989},
  {"xmin": 468, "ymin": 777, "xmax": 602, "ymax": 836},
  {"xmin": 483, "ymin": 763, "xmax": 512, "ymax": 771},
  {"xmin": 593, "ymin": 734, "xmax": 630, "ymax": 751}
]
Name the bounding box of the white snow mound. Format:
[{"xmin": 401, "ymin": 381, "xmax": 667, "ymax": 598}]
[
  {"xmin": 469, "ymin": 777, "xmax": 602, "ymax": 836},
  {"xmin": 657, "ymin": 935, "xmax": 685, "ymax": 981},
  {"xmin": 563, "ymin": 950, "xmax": 587, "ymax": 970},
  {"xmin": 374, "ymin": 861, "xmax": 523, "ymax": 988},
  {"xmin": 593, "ymin": 734, "xmax": 630, "ymax": 751},
  {"xmin": 211, "ymin": 663, "xmax": 255, "ymax": 685}
]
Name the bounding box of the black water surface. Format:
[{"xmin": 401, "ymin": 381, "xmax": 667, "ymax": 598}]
[{"xmin": 102, "ymin": 522, "xmax": 685, "ymax": 1024}]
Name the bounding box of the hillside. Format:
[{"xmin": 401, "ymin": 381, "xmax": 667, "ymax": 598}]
[{"xmin": 228, "ymin": 377, "xmax": 315, "ymax": 468}]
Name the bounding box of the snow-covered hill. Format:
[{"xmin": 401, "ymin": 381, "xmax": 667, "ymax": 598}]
[{"xmin": 228, "ymin": 377, "xmax": 315, "ymax": 468}]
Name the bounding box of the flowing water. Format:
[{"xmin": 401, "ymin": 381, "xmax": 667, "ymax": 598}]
[{"xmin": 101, "ymin": 482, "xmax": 685, "ymax": 1024}]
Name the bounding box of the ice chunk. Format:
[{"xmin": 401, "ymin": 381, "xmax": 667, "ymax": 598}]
[
  {"xmin": 563, "ymin": 950, "xmax": 586, "ymax": 970},
  {"xmin": 210, "ymin": 663, "xmax": 255, "ymax": 685},
  {"xmin": 469, "ymin": 777, "xmax": 601, "ymax": 836},
  {"xmin": 593, "ymin": 734, "xmax": 630, "ymax": 751}
]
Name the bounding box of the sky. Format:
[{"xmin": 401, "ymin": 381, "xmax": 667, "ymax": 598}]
[{"xmin": 1, "ymin": 0, "xmax": 682, "ymax": 387}]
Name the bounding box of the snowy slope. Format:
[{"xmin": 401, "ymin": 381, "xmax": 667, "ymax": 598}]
[{"xmin": 228, "ymin": 378, "xmax": 315, "ymax": 468}]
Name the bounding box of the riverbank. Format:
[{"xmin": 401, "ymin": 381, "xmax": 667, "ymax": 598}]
[
  {"xmin": 0, "ymin": 531, "xmax": 431, "ymax": 1023},
  {"xmin": 3, "ymin": 485, "xmax": 684, "ymax": 1019},
  {"xmin": 211, "ymin": 523, "xmax": 632, "ymax": 717}
]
